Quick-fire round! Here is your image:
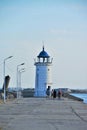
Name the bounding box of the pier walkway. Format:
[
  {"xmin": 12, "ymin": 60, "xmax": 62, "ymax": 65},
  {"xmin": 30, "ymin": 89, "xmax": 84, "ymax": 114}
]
[{"xmin": 0, "ymin": 97, "xmax": 87, "ymax": 130}]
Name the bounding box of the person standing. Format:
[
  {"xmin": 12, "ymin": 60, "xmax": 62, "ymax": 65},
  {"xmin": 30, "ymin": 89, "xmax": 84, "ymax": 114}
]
[
  {"xmin": 53, "ymin": 90, "xmax": 56, "ymax": 99},
  {"xmin": 58, "ymin": 89, "xmax": 62, "ymax": 99}
]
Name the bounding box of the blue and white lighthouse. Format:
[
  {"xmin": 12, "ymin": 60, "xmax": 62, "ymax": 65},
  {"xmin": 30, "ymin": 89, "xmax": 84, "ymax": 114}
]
[{"xmin": 34, "ymin": 46, "xmax": 53, "ymax": 97}]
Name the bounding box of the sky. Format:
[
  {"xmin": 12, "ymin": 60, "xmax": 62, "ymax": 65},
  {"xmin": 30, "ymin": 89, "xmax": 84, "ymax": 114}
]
[{"xmin": 0, "ymin": 0, "xmax": 87, "ymax": 89}]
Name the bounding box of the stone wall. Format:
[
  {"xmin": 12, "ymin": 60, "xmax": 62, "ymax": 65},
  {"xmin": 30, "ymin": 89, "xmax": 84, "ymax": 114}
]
[{"xmin": 63, "ymin": 93, "xmax": 83, "ymax": 102}]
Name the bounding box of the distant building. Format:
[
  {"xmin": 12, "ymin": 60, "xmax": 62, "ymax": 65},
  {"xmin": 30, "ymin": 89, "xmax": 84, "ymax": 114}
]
[
  {"xmin": 22, "ymin": 88, "xmax": 34, "ymax": 97},
  {"xmin": 34, "ymin": 46, "xmax": 53, "ymax": 97},
  {"xmin": 54, "ymin": 88, "xmax": 71, "ymax": 95}
]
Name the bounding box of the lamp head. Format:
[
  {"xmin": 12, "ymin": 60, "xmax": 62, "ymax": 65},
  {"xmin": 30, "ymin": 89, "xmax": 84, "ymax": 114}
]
[
  {"xmin": 9, "ymin": 56, "xmax": 13, "ymax": 59},
  {"xmin": 21, "ymin": 63, "xmax": 25, "ymax": 65}
]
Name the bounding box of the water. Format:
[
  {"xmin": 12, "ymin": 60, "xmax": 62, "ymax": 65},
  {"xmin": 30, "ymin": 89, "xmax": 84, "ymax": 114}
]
[{"xmin": 71, "ymin": 93, "xmax": 87, "ymax": 104}]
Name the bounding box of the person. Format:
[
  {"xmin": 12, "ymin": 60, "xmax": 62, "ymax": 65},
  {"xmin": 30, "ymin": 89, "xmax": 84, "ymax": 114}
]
[
  {"xmin": 46, "ymin": 88, "xmax": 50, "ymax": 98},
  {"xmin": 58, "ymin": 89, "xmax": 62, "ymax": 99},
  {"xmin": 53, "ymin": 89, "xmax": 56, "ymax": 99},
  {"xmin": 51, "ymin": 89, "xmax": 53, "ymax": 98}
]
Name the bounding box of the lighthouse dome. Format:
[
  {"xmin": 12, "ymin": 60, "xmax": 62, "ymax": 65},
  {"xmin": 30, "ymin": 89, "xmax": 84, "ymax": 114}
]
[{"xmin": 38, "ymin": 46, "xmax": 50, "ymax": 58}]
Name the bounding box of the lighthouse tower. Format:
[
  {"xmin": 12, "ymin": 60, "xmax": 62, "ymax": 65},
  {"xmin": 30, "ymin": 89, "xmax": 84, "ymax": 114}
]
[{"xmin": 34, "ymin": 46, "xmax": 53, "ymax": 97}]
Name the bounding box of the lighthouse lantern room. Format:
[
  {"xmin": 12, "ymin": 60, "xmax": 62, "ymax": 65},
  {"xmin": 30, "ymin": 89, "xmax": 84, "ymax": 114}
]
[{"xmin": 34, "ymin": 46, "xmax": 53, "ymax": 97}]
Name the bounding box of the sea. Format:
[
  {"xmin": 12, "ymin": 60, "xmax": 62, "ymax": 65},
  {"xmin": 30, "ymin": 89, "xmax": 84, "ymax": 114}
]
[{"xmin": 71, "ymin": 93, "xmax": 87, "ymax": 104}]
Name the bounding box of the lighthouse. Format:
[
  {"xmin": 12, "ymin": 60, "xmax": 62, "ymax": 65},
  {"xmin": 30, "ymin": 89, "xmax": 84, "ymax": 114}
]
[{"xmin": 34, "ymin": 46, "xmax": 53, "ymax": 97}]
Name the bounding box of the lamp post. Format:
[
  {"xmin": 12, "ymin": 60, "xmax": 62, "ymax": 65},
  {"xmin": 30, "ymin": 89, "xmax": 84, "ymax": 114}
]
[
  {"xmin": 19, "ymin": 68, "xmax": 25, "ymax": 89},
  {"xmin": 3, "ymin": 56, "xmax": 13, "ymax": 103},
  {"xmin": 17, "ymin": 63, "xmax": 25, "ymax": 99}
]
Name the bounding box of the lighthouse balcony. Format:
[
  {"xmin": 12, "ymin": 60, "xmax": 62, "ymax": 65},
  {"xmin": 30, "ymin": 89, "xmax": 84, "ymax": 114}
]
[{"xmin": 34, "ymin": 61, "xmax": 52, "ymax": 66}]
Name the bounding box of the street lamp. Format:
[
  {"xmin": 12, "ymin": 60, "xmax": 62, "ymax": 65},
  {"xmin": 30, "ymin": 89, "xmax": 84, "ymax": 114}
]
[
  {"xmin": 3, "ymin": 56, "xmax": 13, "ymax": 103},
  {"xmin": 18, "ymin": 68, "xmax": 25, "ymax": 97},
  {"xmin": 17, "ymin": 63, "xmax": 25, "ymax": 99}
]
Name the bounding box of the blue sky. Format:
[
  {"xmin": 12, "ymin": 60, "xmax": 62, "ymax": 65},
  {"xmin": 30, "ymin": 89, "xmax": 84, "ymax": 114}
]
[{"xmin": 0, "ymin": 0, "xmax": 87, "ymax": 89}]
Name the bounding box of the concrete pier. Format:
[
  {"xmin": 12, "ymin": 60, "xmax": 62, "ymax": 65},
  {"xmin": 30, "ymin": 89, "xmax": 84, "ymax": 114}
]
[{"xmin": 0, "ymin": 97, "xmax": 87, "ymax": 130}]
